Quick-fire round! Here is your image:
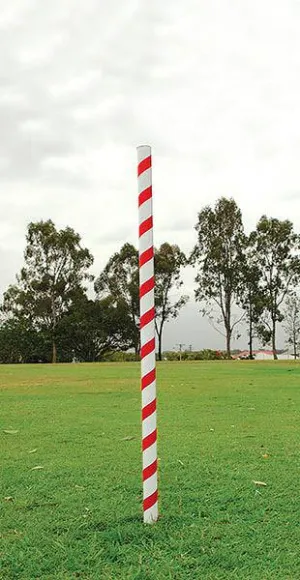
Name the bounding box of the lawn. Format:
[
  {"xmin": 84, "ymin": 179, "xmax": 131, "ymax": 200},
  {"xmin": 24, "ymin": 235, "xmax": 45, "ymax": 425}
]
[{"xmin": 1, "ymin": 361, "xmax": 299, "ymax": 579}]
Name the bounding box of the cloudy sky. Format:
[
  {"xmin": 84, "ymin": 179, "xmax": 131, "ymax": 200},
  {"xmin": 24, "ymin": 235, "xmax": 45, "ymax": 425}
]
[{"xmin": 1, "ymin": 0, "xmax": 300, "ymax": 350}]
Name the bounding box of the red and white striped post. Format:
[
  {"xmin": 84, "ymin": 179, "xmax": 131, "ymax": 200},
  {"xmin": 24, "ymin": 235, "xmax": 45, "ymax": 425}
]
[{"xmin": 137, "ymin": 145, "xmax": 158, "ymax": 524}]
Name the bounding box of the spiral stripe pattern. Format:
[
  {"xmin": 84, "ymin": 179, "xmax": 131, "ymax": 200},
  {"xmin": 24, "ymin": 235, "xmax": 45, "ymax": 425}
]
[{"xmin": 137, "ymin": 145, "xmax": 158, "ymax": 524}]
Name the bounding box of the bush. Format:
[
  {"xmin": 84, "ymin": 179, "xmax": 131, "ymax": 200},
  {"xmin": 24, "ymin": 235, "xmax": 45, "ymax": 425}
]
[
  {"xmin": 101, "ymin": 351, "xmax": 140, "ymax": 362},
  {"xmin": 162, "ymin": 349, "xmax": 231, "ymax": 361}
]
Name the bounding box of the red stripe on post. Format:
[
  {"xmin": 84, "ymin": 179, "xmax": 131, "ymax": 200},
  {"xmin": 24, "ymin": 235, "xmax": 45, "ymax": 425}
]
[
  {"xmin": 139, "ymin": 246, "xmax": 154, "ymax": 267},
  {"xmin": 143, "ymin": 459, "xmax": 157, "ymax": 482},
  {"xmin": 143, "ymin": 490, "xmax": 158, "ymax": 512},
  {"xmin": 140, "ymin": 277, "xmax": 155, "ymax": 298},
  {"xmin": 142, "ymin": 429, "xmax": 157, "ymax": 451},
  {"xmin": 138, "ymin": 145, "xmax": 158, "ymax": 523},
  {"xmin": 139, "ymin": 216, "xmax": 153, "ymax": 237},
  {"xmin": 141, "ymin": 338, "xmax": 155, "ymax": 359},
  {"xmin": 138, "ymin": 155, "xmax": 151, "ymax": 176},
  {"xmin": 140, "ymin": 307, "xmax": 155, "ymax": 329},
  {"xmin": 138, "ymin": 186, "xmax": 152, "ymax": 207},
  {"xmin": 141, "ymin": 368, "xmax": 156, "ymax": 390},
  {"xmin": 142, "ymin": 398, "xmax": 156, "ymax": 420}
]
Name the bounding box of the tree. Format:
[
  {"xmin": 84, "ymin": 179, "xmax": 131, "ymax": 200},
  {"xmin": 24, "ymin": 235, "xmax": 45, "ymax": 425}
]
[
  {"xmin": 190, "ymin": 197, "xmax": 246, "ymax": 356},
  {"xmin": 94, "ymin": 244, "xmax": 140, "ymax": 354},
  {"xmin": 283, "ymin": 295, "xmax": 300, "ymax": 360},
  {"xmin": 250, "ymin": 216, "xmax": 300, "ymax": 359},
  {"xmin": 154, "ymin": 243, "xmax": 188, "ymax": 361},
  {"xmin": 0, "ymin": 317, "xmax": 51, "ymax": 363},
  {"xmin": 57, "ymin": 295, "xmax": 133, "ymax": 362},
  {"xmin": 2, "ymin": 220, "xmax": 94, "ymax": 363},
  {"xmin": 238, "ymin": 243, "xmax": 266, "ymax": 358}
]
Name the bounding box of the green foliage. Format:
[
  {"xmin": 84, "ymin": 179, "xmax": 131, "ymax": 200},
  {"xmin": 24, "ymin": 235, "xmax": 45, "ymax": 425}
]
[
  {"xmin": 155, "ymin": 243, "xmax": 189, "ymax": 360},
  {"xmin": 163, "ymin": 349, "xmax": 230, "ymax": 361},
  {"xmin": 56, "ymin": 295, "xmax": 133, "ymax": 362},
  {"xmin": 250, "ymin": 216, "xmax": 300, "ymax": 358},
  {"xmin": 0, "ymin": 296, "xmax": 133, "ymax": 364},
  {"xmin": 191, "ymin": 197, "xmax": 246, "ymax": 355},
  {"xmin": 95, "ymin": 242, "xmax": 189, "ymax": 360},
  {"xmin": 94, "ymin": 243, "xmax": 140, "ymax": 354},
  {"xmin": 0, "ymin": 318, "xmax": 51, "ymax": 363},
  {"xmin": 1, "ymin": 362, "xmax": 300, "ymax": 579},
  {"xmin": 237, "ymin": 240, "xmax": 266, "ymax": 356},
  {"xmin": 2, "ymin": 206, "xmax": 300, "ymax": 366},
  {"xmin": 2, "ymin": 220, "xmax": 94, "ymax": 363},
  {"xmin": 102, "ymin": 351, "xmax": 140, "ymax": 362}
]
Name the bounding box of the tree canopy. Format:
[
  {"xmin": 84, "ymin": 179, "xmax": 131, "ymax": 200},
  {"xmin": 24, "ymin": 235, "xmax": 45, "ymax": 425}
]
[
  {"xmin": 191, "ymin": 197, "xmax": 246, "ymax": 356},
  {"xmin": 94, "ymin": 243, "xmax": 140, "ymax": 354},
  {"xmin": 1, "ymin": 202, "xmax": 300, "ymax": 363},
  {"xmin": 249, "ymin": 216, "xmax": 300, "ymax": 358},
  {"xmin": 2, "ymin": 220, "xmax": 94, "ymax": 363},
  {"xmin": 155, "ymin": 243, "xmax": 188, "ymax": 360}
]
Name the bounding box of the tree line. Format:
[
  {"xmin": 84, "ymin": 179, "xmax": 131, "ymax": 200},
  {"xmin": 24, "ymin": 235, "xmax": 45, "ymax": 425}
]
[{"xmin": 1, "ymin": 197, "xmax": 300, "ymax": 363}]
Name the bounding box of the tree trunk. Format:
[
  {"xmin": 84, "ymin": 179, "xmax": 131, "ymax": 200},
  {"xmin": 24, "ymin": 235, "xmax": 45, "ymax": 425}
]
[
  {"xmin": 272, "ymin": 320, "xmax": 278, "ymax": 360},
  {"xmin": 224, "ymin": 295, "xmax": 232, "ymax": 358},
  {"xmin": 293, "ymin": 331, "xmax": 297, "ymax": 360},
  {"xmin": 158, "ymin": 331, "xmax": 163, "ymax": 361},
  {"xmin": 249, "ymin": 326, "xmax": 253, "ymax": 358},
  {"xmin": 226, "ymin": 327, "xmax": 231, "ymax": 358},
  {"xmin": 52, "ymin": 339, "xmax": 57, "ymax": 364},
  {"xmin": 134, "ymin": 329, "xmax": 140, "ymax": 356},
  {"xmin": 249, "ymin": 305, "xmax": 253, "ymax": 359},
  {"xmin": 155, "ymin": 320, "xmax": 163, "ymax": 362}
]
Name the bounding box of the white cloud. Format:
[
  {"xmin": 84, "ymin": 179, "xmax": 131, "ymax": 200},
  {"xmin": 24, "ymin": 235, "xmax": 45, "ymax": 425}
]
[{"xmin": 0, "ymin": 0, "xmax": 300, "ymax": 349}]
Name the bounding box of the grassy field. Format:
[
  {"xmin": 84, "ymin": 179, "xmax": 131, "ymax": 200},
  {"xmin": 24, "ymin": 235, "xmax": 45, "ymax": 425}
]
[{"xmin": 1, "ymin": 361, "xmax": 300, "ymax": 579}]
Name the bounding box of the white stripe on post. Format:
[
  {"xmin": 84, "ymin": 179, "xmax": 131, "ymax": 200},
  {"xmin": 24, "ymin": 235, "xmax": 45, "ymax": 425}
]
[{"xmin": 137, "ymin": 145, "xmax": 158, "ymax": 524}]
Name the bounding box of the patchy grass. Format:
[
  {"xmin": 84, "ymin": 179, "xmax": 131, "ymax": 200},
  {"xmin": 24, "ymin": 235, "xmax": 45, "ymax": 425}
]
[{"xmin": 1, "ymin": 361, "xmax": 300, "ymax": 579}]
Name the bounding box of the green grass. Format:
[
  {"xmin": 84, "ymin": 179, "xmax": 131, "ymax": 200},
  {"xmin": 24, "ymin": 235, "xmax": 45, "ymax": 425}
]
[{"xmin": 1, "ymin": 361, "xmax": 300, "ymax": 579}]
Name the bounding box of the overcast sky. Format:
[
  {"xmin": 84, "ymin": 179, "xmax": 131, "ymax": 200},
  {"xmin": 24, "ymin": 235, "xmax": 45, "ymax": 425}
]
[{"xmin": 1, "ymin": 0, "xmax": 300, "ymax": 350}]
